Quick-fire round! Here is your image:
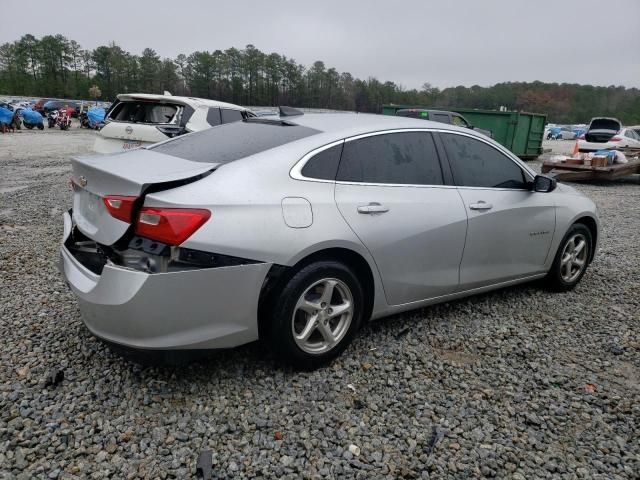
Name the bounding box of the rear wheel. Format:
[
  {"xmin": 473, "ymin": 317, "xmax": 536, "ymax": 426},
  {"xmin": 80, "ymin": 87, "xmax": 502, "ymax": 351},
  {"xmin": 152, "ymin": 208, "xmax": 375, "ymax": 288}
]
[
  {"xmin": 545, "ymin": 223, "xmax": 592, "ymax": 292},
  {"xmin": 266, "ymin": 261, "xmax": 364, "ymax": 369}
]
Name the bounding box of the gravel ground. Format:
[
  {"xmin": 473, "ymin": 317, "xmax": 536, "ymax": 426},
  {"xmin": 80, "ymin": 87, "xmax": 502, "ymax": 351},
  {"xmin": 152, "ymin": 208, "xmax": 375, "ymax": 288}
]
[{"xmin": 1, "ymin": 128, "xmax": 639, "ymax": 479}]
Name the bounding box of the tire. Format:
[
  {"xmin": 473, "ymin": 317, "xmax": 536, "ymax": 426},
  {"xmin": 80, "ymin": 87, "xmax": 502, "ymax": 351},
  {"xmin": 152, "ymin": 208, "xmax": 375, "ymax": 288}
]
[
  {"xmin": 545, "ymin": 223, "xmax": 592, "ymax": 292},
  {"xmin": 25, "ymin": 124, "xmax": 33, "ymax": 130},
  {"xmin": 265, "ymin": 261, "xmax": 365, "ymax": 369},
  {"xmin": 37, "ymin": 123, "xmax": 44, "ymax": 130}
]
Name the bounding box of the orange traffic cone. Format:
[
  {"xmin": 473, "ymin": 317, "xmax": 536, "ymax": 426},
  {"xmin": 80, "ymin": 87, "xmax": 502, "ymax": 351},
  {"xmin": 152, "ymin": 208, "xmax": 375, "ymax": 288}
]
[{"xmin": 572, "ymin": 141, "xmax": 580, "ymax": 157}]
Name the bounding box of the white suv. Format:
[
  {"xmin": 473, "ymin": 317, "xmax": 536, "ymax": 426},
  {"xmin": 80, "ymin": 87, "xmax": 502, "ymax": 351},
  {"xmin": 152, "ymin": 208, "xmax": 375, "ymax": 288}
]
[{"xmin": 93, "ymin": 93, "xmax": 254, "ymax": 153}]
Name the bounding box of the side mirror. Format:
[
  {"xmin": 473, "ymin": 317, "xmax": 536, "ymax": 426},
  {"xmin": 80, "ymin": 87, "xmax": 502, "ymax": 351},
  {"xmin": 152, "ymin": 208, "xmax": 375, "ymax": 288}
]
[{"xmin": 533, "ymin": 175, "xmax": 557, "ymax": 193}]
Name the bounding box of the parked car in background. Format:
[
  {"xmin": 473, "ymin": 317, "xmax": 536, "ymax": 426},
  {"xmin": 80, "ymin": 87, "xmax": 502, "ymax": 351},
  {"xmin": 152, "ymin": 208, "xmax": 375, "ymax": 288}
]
[
  {"xmin": 93, "ymin": 93, "xmax": 255, "ymax": 153},
  {"xmin": 61, "ymin": 111, "xmax": 599, "ymax": 368},
  {"xmin": 33, "ymin": 99, "xmax": 51, "ymax": 114},
  {"xmin": 43, "ymin": 100, "xmax": 79, "ymax": 117},
  {"xmin": 578, "ymin": 118, "xmax": 640, "ymax": 151},
  {"xmin": 395, "ymin": 108, "xmax": 493, "ymax": 138},
  {"xmin": 558, "ymin": 126, "xmax": 577, "ymax": 140}
]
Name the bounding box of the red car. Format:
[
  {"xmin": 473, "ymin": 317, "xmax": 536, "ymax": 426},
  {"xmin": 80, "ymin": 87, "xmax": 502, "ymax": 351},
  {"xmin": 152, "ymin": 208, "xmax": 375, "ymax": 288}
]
[{"xmin": 33, "ymin": 99, "xmax": 51, "ymax": 114}]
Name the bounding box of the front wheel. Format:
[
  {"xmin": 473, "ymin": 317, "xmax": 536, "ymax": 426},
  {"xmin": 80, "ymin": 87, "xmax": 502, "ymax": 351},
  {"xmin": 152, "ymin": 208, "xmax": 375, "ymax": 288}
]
[
  {"xmin": 545, "ymin": 223, "xmax": 592, "ymax": 292},
  {"xmin": 265, "ymin": 261, "xmax": 365, "ymax": 369}
]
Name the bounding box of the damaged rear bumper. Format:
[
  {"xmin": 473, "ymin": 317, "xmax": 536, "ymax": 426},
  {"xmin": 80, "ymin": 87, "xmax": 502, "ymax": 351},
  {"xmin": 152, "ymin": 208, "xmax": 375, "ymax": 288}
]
[{"xmin": 59, "ymin": 211, "xmax": 272, "ymax": 350}]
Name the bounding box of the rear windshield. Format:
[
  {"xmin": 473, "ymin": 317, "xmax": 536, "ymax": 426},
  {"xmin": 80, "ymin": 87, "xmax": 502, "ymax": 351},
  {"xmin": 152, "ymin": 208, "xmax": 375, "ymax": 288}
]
[
  {"xmin": 109, "ymin": 101, "xmax": 180, "ymax": 124},
  {"xmin": 149, "ymin": 120, "xmax": 321, "ymax": 163}
]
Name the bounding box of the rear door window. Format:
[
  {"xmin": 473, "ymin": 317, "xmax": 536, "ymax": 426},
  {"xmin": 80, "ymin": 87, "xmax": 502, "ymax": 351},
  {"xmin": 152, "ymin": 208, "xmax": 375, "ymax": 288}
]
[
  {"xmin": 109, "ymin": 102, "xmax": 179, "ymax": 124},
  {"xmin": 221, "ymin": 109, "xmax": 243, "ymax": 124},
  {"xmin": 337, "ymin": 132, "xmax": 443, "ymax": 185},
  {"xmin": 440, "ymin": 133, "xmax": 527, "ymax": 189},
  {"xmin": 430, "ymin": 113, "xmax": 451, "ymax": 124}
]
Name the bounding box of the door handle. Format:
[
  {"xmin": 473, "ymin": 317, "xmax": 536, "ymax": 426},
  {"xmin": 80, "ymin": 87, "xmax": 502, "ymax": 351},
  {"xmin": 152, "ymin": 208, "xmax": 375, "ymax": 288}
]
[
  {"xmin": 469, "ymin": 201, "xmax": 493, "ymax": 211},
  {"xmin": 357, "ymin": 202, "xmax": 389, "ymax": 214}
]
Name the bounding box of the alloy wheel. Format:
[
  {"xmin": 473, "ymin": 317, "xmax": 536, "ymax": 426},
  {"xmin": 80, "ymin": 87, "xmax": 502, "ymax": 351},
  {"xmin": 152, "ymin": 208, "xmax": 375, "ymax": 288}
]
[
  {"xmin": 291, "ymin": 278, "xmax": 354, "ymax": 355},
  {"xmin": 560, "ymin": 233, "xmax": 588, "ymax": 283}
]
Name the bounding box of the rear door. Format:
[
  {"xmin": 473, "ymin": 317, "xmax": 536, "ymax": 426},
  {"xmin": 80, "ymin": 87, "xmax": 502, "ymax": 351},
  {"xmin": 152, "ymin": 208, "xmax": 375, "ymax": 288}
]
[
  {"xmin": 439, "ymin": 132, "xmax": 555, "ymax": 290},
  {"xmin": 335, "ymin": 130, "xmax": 467, "ymax": 305}
]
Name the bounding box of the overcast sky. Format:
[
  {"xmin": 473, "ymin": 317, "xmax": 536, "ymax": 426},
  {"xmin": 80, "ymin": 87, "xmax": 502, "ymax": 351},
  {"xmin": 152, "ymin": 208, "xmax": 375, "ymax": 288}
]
[{"xmin": 2, "ymin": 0, "xmax": 639, "ymax": 89}]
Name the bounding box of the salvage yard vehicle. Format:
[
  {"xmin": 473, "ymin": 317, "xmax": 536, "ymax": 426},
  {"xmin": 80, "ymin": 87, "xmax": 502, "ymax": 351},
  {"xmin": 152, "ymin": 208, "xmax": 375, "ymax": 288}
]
[
  {"xmin": 20, "ymin": 108, "xmax": 44, "ymax": 130},
  {"xmin": 60, "ymin": 111, "xmax": 600, "ymax": 368},
  {"xmin": 578, "ymin": 117, "xmax": 640, "ymax": 151},
  {"xmin": 93, "ymin": 93, "xmax": 255, "ymax": 153},
  {"xmin": 395, "ymin": 108, "xmax": 493, "ymax": 138}
]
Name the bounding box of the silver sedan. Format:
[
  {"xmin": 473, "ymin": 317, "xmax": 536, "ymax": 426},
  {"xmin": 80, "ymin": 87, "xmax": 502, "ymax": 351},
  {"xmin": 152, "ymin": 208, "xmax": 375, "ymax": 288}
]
[{"xmin": 60, "ymin": 111, "xmax": 599, "ymax": 368}]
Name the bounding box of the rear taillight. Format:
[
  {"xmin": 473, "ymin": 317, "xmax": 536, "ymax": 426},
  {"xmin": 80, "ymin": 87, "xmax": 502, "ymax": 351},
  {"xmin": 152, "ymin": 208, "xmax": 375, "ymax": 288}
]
[
  {"xmin": 135, "ymin": 207, "xmax": 210, "ymax": 245},
  {"xmin": 610, "ymin": 136, "xmax": 622, "ymax": 142},
  {"xmin": 578, "ymin": 134, "xmax": 585, "ymax": 140},
  {"xmin": 103, "ymin": 195, "xmax": 137, "ymax": 223}
]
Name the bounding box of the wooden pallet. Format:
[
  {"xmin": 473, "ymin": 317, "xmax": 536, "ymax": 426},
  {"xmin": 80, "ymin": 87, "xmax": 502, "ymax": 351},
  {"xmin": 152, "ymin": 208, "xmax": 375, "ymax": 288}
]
[{"xmin": 541, "ymin": 159, "xmax": 640, "ymax": 182}]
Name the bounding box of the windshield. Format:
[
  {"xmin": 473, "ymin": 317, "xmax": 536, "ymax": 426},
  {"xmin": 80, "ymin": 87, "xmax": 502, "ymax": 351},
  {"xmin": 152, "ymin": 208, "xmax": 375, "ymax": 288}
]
[
  {"xmin": 109, "ymin": 101, "xmax": 180, "ymax": 124},
  {"xmin": 149, "ymin": 120, "xmax": 320, "ymax": 163}
]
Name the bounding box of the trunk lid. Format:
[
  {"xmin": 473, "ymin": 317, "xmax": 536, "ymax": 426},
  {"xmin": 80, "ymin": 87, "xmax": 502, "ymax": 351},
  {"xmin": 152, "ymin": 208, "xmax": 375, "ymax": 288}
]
[
  {"xmin": 585, "ymin": 117, "xmax": 621, "ymax": 142},
  {"xmin": 71, "ymin": 149, "xmax": 217, "ymax": 245}
]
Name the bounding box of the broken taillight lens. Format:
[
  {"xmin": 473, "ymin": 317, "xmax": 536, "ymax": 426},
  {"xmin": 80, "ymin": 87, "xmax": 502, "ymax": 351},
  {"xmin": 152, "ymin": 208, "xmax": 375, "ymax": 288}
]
[
  {"xmin": 135, "ymin": 207, "xmax": 211, "ymax": 246},
  {"xmin": 103, "ymin": 195, "xmax": 137, "ymax": 223}
]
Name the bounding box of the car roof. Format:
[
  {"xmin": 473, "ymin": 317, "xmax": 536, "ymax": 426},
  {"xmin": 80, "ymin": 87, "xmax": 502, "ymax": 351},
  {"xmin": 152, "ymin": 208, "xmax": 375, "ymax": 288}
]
[
  {"xmin": 116, "ymin": 93, "xmax": 249, "ymax": 111},
  {"xmin": 284, "ymin": 112, "xmax": 470, "ymax": 138}
]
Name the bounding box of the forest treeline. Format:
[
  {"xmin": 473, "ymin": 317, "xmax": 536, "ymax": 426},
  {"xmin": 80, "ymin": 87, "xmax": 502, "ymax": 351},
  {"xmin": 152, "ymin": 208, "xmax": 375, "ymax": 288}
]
[{"xmin": 1, "ymin": 34, "xmax": 639, "ymax": 123}]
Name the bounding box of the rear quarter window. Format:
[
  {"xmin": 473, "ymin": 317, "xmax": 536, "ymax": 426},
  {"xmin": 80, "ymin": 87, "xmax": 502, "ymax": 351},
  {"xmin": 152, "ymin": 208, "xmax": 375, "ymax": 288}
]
[
  {"xmin": 301, "ymin": 144, "xmax": 343, "ymax": 180},
  {"xmin": 206, "ymin": 107, "xmax": 221, "ymax": 126}
]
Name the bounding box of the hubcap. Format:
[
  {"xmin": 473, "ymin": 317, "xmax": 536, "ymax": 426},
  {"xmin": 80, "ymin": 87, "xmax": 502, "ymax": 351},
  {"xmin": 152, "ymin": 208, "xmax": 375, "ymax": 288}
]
[
  {"xmin": 292, "ymin": 278, "xmax": 354, "ymax": 355},
  {"xmin": 560, "ymin": 233, "xmax": 588, "ymax": 283}
]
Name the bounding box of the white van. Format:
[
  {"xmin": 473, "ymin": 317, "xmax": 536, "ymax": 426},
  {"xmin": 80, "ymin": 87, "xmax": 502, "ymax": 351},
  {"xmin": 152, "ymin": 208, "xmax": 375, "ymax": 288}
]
[{"xmin": 93, "ymin": 93, "xmax": 254, "ymax": 153}]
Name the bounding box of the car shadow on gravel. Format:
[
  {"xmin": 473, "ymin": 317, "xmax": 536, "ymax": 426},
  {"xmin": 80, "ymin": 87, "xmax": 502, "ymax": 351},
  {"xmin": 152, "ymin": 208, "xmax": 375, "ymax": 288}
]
[{"xmin": 103, "ymin": 280, "xmax": 550, "ymax": 387}]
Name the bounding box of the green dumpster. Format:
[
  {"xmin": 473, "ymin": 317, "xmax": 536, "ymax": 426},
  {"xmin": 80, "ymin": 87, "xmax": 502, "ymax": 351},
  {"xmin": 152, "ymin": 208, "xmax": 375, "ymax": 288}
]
[{"xmin": 382, "ymin": 105, "xmax": 547, "ymax": 160}]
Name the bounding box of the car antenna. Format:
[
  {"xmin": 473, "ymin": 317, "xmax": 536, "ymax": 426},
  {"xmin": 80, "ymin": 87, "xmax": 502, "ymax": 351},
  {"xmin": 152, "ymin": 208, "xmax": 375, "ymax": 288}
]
[{"xmin": 279, "ymin": 106, "xmax": 304, "ymax": 117}]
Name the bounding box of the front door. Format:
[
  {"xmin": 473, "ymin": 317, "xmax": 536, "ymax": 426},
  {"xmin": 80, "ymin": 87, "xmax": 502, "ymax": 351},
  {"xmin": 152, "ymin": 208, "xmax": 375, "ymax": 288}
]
[
  {"xmin": 335, "ymin": 130, "xmax": 467, "ymax": 306},
  {"xmin": 439, "ymin": 132, "xmax": 556, "ymax": 290}
]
